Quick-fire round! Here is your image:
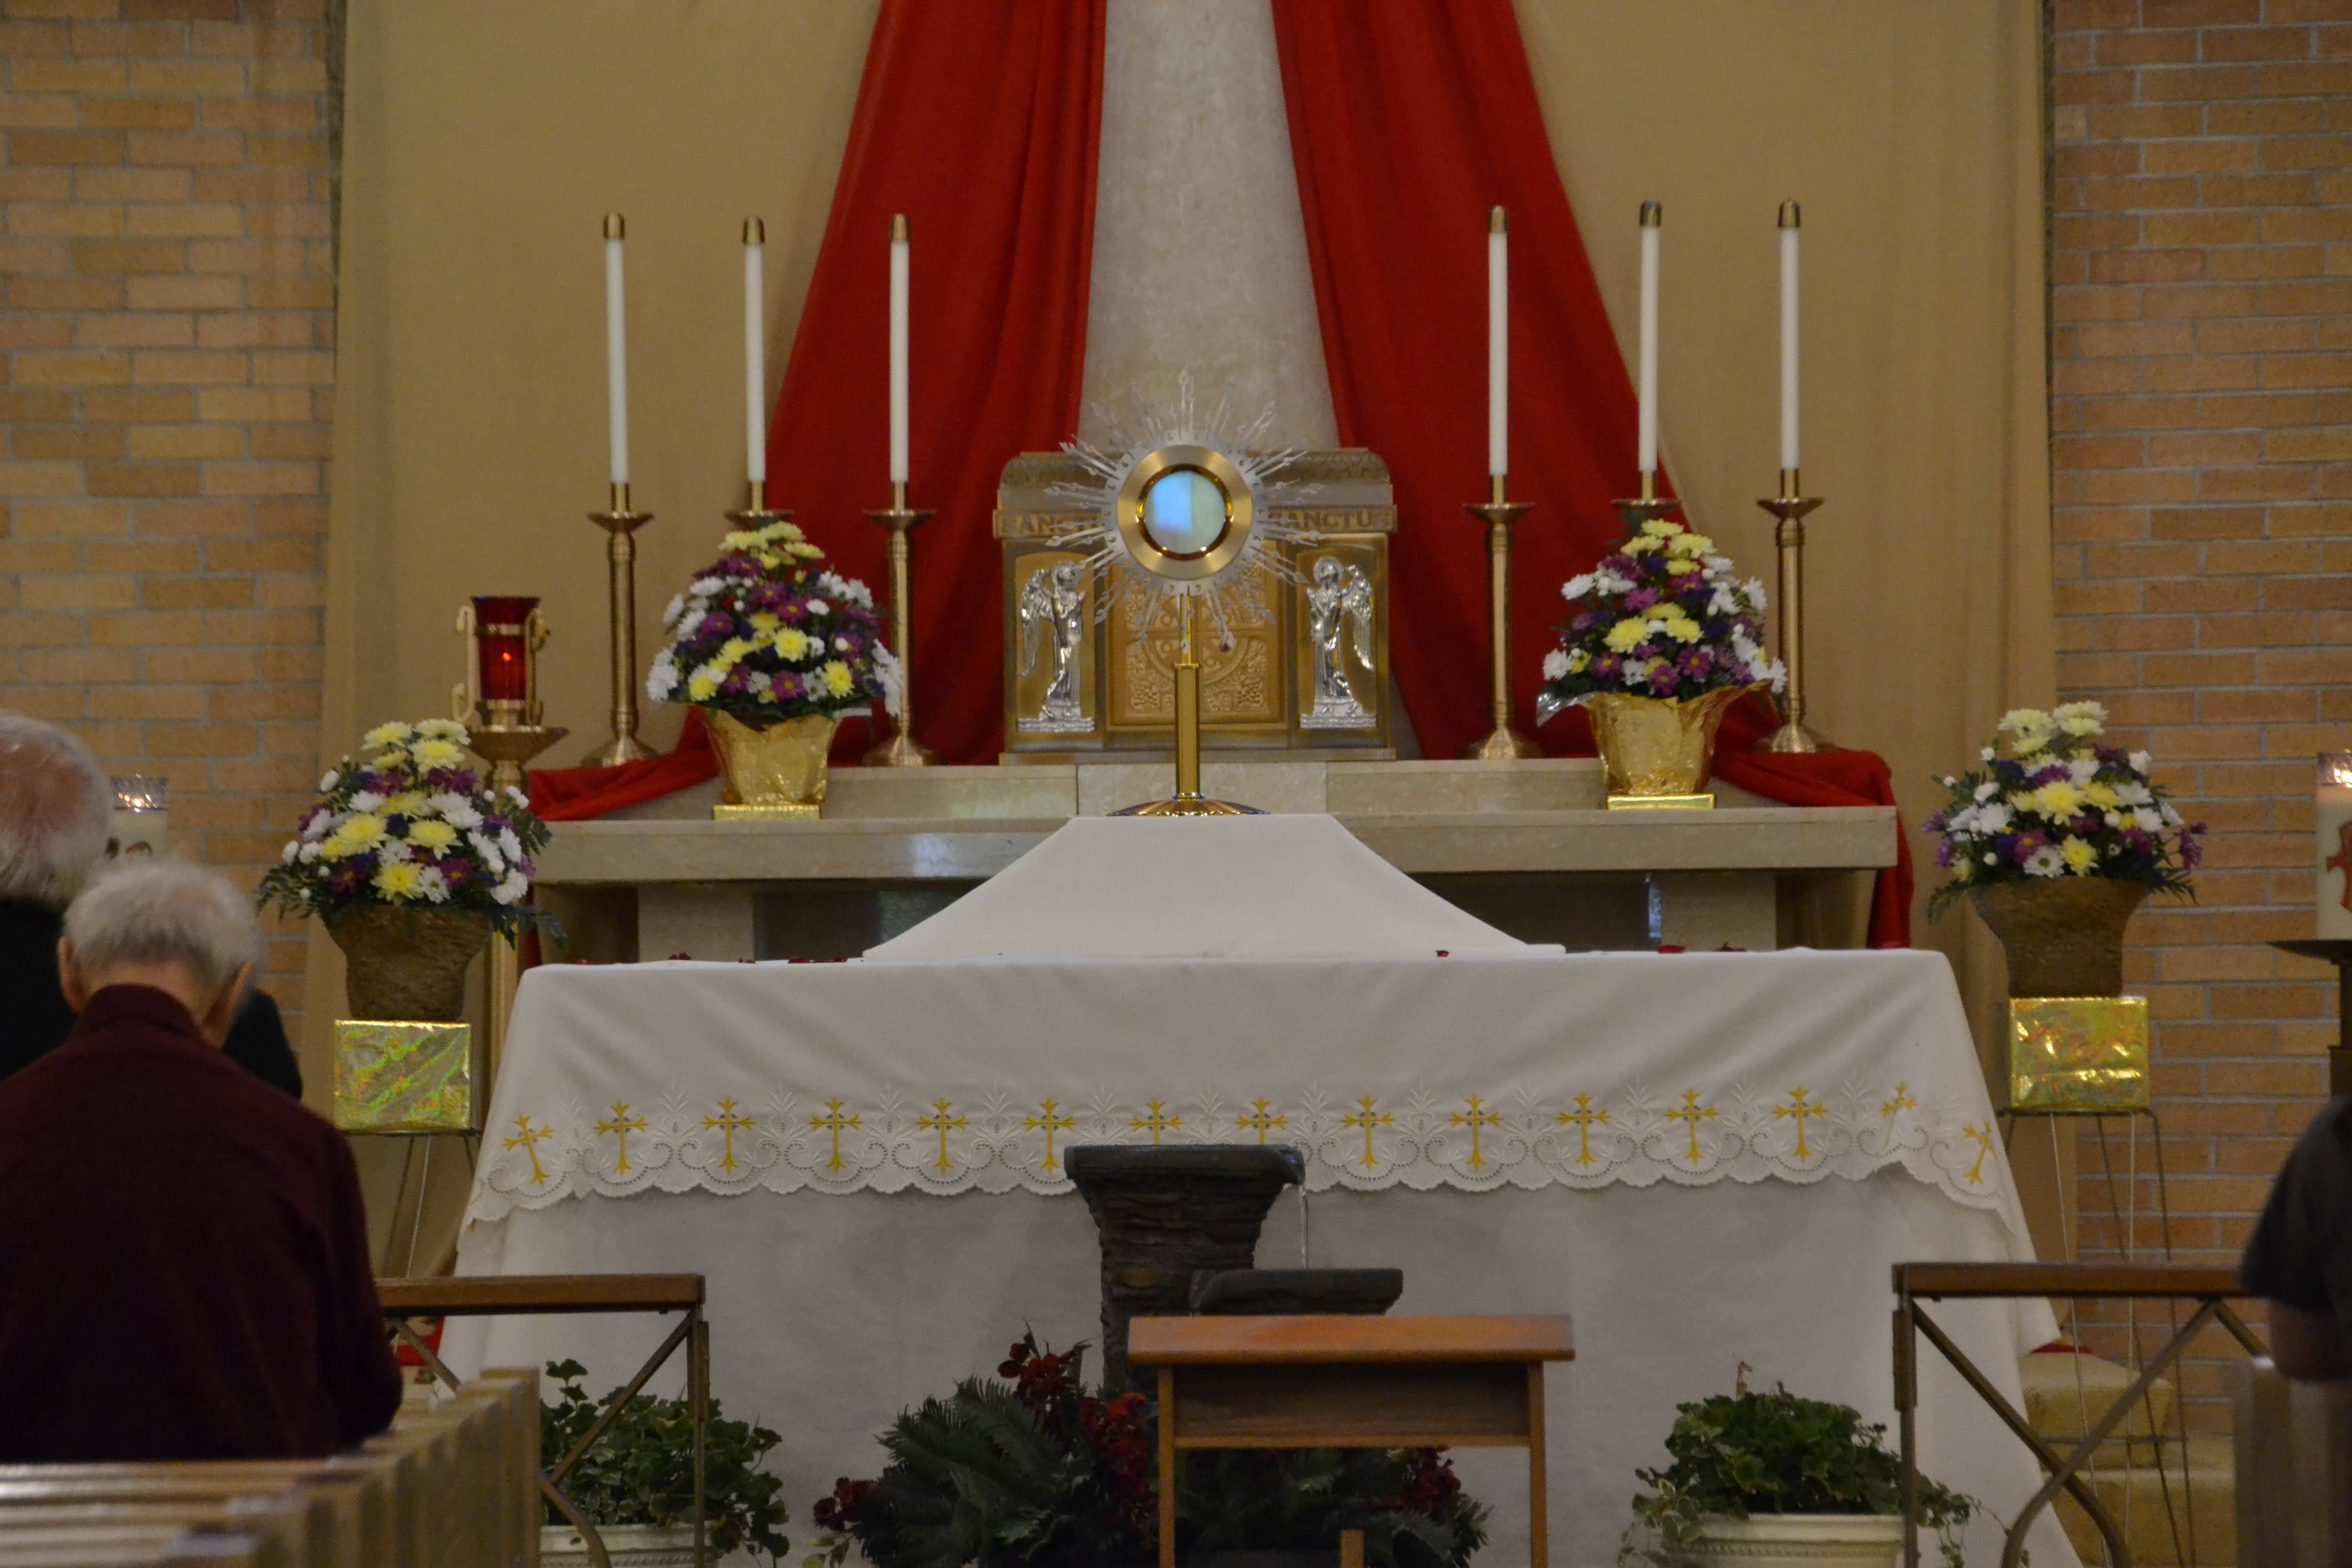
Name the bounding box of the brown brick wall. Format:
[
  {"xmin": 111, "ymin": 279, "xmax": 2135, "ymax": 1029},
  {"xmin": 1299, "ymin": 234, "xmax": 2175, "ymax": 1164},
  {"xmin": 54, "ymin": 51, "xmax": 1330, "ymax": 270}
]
[
  {"xmin": 0, "ymin": 0, "xmax": 330, "ymax": 1022},
  {"xmin": 2050, "ymin": 0, "xmax": 2351, "ymax": 1421}
]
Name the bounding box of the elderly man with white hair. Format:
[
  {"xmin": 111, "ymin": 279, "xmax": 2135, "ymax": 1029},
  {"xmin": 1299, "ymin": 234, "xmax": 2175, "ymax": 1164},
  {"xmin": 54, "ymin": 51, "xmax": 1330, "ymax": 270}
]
[
  {"xmin": 0, "ymin": 857, "xmax": 401, "ymax": 1460},
  {"xmin": 0, "ymin": 715, "xmax": 301, "ymax": 1093}
]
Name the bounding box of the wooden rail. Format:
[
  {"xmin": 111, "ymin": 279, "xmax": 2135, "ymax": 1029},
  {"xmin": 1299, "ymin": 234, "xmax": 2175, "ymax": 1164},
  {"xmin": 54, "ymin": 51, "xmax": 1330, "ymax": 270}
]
[{"xmin": 1895, "ymin": 1261, "xmax": 2246, "ymax": 1300}]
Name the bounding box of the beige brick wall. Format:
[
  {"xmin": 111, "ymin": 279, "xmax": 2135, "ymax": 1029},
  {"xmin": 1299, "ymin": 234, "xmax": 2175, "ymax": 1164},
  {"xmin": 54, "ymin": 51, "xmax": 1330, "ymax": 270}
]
[
  {"xmin": 2051, "ymin": 0, "xmax": 2351, "ymax": 1419},
  {"xmin": 0, "ymin": 0, "xmax": 330, "ymax": 1023}
]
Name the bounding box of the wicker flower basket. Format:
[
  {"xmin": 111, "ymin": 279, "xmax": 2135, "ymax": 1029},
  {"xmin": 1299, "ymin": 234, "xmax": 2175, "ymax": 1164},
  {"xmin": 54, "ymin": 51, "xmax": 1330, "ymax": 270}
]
[
  {"xmin": 328, "ymin": 904, "xmax": 491, "ymax": 1022},
  {"xmin": 1969, "ymin": 878, "xmax": 2149, "ymax": 998}
]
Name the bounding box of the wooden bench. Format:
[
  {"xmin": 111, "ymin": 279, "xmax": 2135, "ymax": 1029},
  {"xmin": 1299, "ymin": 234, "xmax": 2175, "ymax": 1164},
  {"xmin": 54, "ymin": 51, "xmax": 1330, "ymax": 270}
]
[
  {"xmin": 0, "ymin": 1369, "xmax": 537, "ymax": 1568},
  {"xmin": 1129, "ymin": 1314, "xmax": 1574, "ymax": 1568}
]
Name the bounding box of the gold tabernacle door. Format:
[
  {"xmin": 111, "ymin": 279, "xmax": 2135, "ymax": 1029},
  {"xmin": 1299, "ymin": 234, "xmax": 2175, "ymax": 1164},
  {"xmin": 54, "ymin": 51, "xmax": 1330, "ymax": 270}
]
[{"xmin": 994, "ymin": 450, "xmax": 1395, "ymax": 757}]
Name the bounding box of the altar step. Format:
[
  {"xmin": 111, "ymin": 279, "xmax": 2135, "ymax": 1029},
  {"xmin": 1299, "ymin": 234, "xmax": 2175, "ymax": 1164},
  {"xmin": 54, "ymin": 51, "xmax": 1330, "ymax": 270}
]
[{"xmin": 2019, "ymin": 1349, "xmax": 2235, "ymax": 1566}]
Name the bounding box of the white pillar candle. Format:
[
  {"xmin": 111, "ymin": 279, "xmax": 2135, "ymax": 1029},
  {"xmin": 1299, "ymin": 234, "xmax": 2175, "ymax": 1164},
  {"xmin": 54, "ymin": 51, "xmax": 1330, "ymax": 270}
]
[
  {"xmin": 603, "ymin": 213, "xmax": 628, "ymax": 489},
  {"xmin": 2319, "ymin": 753, "xmax": 2352, "ymax": 939},
  {"xmin": 1487, "ymin": 206, "xmax": 1507, "ymax": 478},
  {"xmin": 1779, "ymin": 200, "xmax": 1801, "ymax": 475},
  {"xmin": 1637, "ymin": 201, "xmax": 1660, "ymax": 479},
  {"xmin": 744, "ymin": 217, "xmax": 766, "ymax": 489},
  {"xmin": 889, "ymin": 213, "xmax": 910, "ymax": 486}
]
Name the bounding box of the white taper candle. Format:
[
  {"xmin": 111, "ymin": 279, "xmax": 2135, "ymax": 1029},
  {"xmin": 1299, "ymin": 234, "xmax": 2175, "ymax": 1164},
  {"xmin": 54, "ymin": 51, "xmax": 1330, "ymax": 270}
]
[
  {"xmin": 603, "ymin": 212, "xmax": 628, "ymax": 488},
  {"xmin": 744, "ymin": 217, "xmax": 766, "ymax": 488},
  {"xmin": 1637, "ymin": 201, "xmax": 1660, "ymax": 478},
  {"xmin": 889, "ymin": 213, "xmax": 910, "ymax": 486},
  {"xmin": 1487, "ymin": 206, "xmax": 1507, "ymax": 478},
  {"xmin": 1779, "ymin": 200, "xmax": 1800, "ymax": 474}
]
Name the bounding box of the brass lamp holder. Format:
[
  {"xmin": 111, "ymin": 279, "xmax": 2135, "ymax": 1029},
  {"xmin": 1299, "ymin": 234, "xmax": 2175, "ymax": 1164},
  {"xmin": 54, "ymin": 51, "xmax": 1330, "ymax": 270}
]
[
  {"xmin": 1757, "ymin": 468, "xmax": 1829, "ymax": 753},
  {"xmin": 864, "ymin": 479, "xmax": 938, "ymax": 766},
  {"xmin": 452, "ymin": 604, "xmax": 564, "ymax": 1094},
  {"xmin": 581, "ymin": 482, "xmax": 655, "ymax": 767},
  {"xmin": 1461, "ymin": 473, "xmax": 1541, "ymax": 761}
]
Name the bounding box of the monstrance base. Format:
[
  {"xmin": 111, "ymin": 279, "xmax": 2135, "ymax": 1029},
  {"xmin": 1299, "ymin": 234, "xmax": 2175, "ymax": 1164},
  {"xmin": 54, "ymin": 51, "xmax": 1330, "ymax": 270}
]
[{"xmin": 1112, "ymin": 796, "xmax": 1263, "ymax": 818}]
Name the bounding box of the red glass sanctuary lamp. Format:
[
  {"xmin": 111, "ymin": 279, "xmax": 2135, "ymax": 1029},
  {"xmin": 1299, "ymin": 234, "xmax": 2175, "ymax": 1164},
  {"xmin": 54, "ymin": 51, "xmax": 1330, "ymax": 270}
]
[{"xmin": 455, "ymin": 595, "xmax": 550, "ymax": 731}]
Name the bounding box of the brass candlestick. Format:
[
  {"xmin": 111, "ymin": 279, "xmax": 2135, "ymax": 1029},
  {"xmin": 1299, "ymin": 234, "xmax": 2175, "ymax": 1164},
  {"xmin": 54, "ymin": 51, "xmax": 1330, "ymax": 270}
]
[
  {"xmin": 1757, "ymin": 467, "xmax": 1829, "ymax": 753},
  {"xmin": 864, "ymin": 478, "xmax": 938, "ymax": 766},
  {"xmin": 1461, "ymin": 473, "xmax": 1542, "ymax": 760},
  {"xmin": 581, "ymin": 481, "xmax": 655, "ymax": 767}
]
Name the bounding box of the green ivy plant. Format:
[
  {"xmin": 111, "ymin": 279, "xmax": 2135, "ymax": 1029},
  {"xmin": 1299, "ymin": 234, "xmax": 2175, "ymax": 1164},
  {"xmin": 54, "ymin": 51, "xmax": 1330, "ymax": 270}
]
[
  {"xmin": 541, "ymin": 1359, "xmax": 792, "ymax": 1564},
  {"xmin": 1618, "ymin": 1385, "xmax": 1977, "ymax": 1568}
]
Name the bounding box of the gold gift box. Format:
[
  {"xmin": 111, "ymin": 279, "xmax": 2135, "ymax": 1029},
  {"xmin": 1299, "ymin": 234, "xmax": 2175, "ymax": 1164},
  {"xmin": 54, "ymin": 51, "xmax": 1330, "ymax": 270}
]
[
  {"xmin": 2007, "ymin": 996, "xmax": 2150, "ymax": 1112},
  {"xmin": 333, "ymin": 1020, "xmax": 476, "ymax": 1134}
]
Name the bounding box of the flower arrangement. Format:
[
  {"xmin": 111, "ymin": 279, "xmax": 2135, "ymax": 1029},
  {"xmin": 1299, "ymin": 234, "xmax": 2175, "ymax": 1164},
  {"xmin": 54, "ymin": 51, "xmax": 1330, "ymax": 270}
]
[
  {"xmin": 1619, "ymin": 1384, "xmax": 1974, "ymax": 1568},
  {"xmin": 646, "ymin": 517, "xmax": 896, "ymax": 727},
  {"xmin": 1923, "ymin": 701, "xmax": 2201, "ymax": 918},
  {"xmin": 1537, "ymin": 516, "xmax": 1782, "ymax": 711},
  {"xmin": 806, "ymin": 1332, "xmax": 1487, "ymax": 1568},
  {"xmin": 255, "ymin": 719, "xmax": 551, "ymax": 934}
]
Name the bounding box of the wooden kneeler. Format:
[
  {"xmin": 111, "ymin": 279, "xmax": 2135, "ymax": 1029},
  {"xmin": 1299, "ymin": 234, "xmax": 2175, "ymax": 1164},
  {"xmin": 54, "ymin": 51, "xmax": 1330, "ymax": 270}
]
[{"xmin": 1129, "ymin": 1314, "xmax": 1574, "ymax": 1568}]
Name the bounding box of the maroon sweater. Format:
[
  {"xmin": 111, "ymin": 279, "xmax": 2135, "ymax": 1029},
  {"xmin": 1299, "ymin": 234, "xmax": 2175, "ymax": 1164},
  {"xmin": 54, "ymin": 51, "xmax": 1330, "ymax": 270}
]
[{"xmin": 0, "ymin": 985, "xmax": 402, "ymax": 1460}]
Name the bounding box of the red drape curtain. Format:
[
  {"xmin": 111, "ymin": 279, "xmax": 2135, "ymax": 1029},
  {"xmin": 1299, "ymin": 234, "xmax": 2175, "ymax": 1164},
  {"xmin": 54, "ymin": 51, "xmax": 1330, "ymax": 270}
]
[
  {"xmin": 763, "ymin": 0, "xmax": 1106, "ymax": 766},
  {"xmin": 1270, "ymin": 0, "xmax": 1636, "ymax": 766},
  {"xmin": 1270, "ymin": 0, "xmax": 1908, "ymax": 945}
]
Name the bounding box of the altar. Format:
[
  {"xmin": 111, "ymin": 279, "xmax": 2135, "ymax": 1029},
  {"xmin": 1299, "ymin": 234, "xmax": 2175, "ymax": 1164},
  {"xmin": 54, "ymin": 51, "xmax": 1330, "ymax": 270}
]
[{"xmin": 450, "ymin": 815, "xmax": 2069, "ymax": 1568}]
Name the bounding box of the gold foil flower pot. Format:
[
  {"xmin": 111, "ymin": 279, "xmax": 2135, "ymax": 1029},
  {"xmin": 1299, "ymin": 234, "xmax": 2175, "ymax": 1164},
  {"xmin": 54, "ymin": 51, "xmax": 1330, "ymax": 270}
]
[
  {"xmin": 1581, "ymin": 685, "xmax": 1755, "ymax": 807},
  {"xmin": 707, "ymin": 709, "xmax": 840, "ymax": 820},
  {"xmin": 2007, "ymin": 996, "xmax": 2150, "ymax": 1112},
  {"xmin": 334, "ymin": 1020, "xmax": 476, "ymax": 1134}
]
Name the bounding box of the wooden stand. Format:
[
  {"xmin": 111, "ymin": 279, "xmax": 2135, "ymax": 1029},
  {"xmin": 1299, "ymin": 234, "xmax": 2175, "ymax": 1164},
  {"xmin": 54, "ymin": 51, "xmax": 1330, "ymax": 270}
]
[{"xmin": 1129, "ymin": 1313, "xmax": 1574, "ymax": 1568}]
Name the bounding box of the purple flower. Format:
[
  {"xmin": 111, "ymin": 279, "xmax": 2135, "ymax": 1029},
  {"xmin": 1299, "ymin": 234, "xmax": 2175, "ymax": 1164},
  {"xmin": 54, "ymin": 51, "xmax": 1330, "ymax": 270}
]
[
  {"xmin": 327, "ymin": 863, "xmax": 366, "ymax": 896},
  {"xmin": 1645, "ymin": 663, "xmax": 1679, "ymax": 695},
  {"xmin": 1625, "ymin": 587, "xmax": 1660, "ymax": 611}
]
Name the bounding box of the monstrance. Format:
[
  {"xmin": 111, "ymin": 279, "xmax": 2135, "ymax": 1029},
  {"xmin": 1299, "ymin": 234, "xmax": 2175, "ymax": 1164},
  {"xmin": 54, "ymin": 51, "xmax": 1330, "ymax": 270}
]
[{"xmin": 1045, "ymin": 383, "xmax": 1313, "ymax": 815}]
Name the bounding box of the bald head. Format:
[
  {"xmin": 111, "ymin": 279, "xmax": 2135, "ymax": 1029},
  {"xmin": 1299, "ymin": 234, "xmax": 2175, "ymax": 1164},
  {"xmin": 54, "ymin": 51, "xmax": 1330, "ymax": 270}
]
[{"xmin": 0, "ymin": 715, "xmax": 111, "ymax": 911}]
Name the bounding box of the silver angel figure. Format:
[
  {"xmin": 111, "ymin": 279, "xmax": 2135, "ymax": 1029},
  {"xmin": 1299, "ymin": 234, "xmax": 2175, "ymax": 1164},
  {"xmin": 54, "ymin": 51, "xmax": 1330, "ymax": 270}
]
[
  {"xmin": 1302, "ymin": 556, "xmax": 1375, "ymax": 729},
  {"xmin": 1017, "ymin": 560, "xmax": 1094, "ymax": 734}
]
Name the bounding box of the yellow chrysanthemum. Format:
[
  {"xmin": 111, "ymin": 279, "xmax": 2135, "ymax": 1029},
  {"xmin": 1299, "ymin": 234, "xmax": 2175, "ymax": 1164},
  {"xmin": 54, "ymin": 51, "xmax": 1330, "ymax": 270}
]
[
  {"xmin": 820, "ymin": 660, "xmax": 854, "ymax": 697},
  {"xmin": 749, "ymin": 611, "xmax": 781, "ymax": 632},
  {"xmin": 686, "ymin": 667, "xmax": 721, "ymax": 702},
  {"xmin": 722, "ymin": 530, "xmax": 764, "ymax": 551},
  {"xmin": 1664, "ymin": 558, "xmax": 1699, "ymax": 575},
  {"xmin": 382, "ymin": 791, "xmax": 428, "ymax": 816},
  {"xmin": 413, "ymin": 718, "xmax": 468, "ymax": 743},
  {"xmin": 1620, "ymin": 534, "xmax": 1662, "ymax": 555},
  {"xmin": 410, "ymin": 740, "xmax": 465, "ymax": 771},
  {"xmin": 361, "ymin": 721, "xmax": 413, "ymax": 748},
  {"xmin": 1640, "ymin": 519, "xmax": 1678, "ymax": 537},
  {"xmin": 372, "ymin": 861, "xmax": 426, "ymax": 900},
  {"xmin": 1657, "ymin": 611, "xmax": 1702, "ymax": 643},
  {"xmin": 1566, "ymin": 648, "xmax": 1590, "ymax": 673},
  {"xmin": 717, "ymin": 637, "xmax": 754, "ymax": 666},
  {"xmin": 324, "ymin": 813, "xmax": 387, "ymax": 855},
  {"xmin": 756, "ymin": 551, "xmax": 786, "ymax": 571},
  {"xmin": 2060, "ymin": 838, "xmax": 2098, "ymax": 874},
  {"xmin": 1604, "ymin": 618, "xmax": 1650, "ymax": 652},
  {"xmin": 787, "ymin": 541, "xmax": 824, "ymax": 558},
  {"xmin": 406, "ymin": 819, "xmax": 458, "ymax": 852},
  {"xmin": 2085, "ymin": 782, "xmax": 2121, "ymax": 810},
  {"xmin": 773, "ymin": 627, "xmax": 813, "ymax": 660},
  {"xmin": 2030, "ymin": 780, "xmax": 2086, "ymax": 819},
  {"xmin": 1666, "ymin": 531, "xmax": 1713, "ymax": 557}
]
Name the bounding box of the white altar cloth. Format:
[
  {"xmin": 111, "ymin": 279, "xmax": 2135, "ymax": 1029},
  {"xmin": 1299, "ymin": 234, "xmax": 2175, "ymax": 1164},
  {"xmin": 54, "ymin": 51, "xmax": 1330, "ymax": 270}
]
[{"xmin": 452, "ymin": 819, "xmax": 2068, "ymax": 1567}]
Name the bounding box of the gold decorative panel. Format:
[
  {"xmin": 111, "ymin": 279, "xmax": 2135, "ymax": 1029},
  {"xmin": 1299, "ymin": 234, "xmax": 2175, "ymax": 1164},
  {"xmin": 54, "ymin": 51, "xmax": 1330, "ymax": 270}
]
[
  {"xmin": 2006, "ymin": 996, "xmax": 2150, "ymax": 1112},
  {"xmin": 334, "ymin": 1020, "xmax": 477, "ymax": 1134},
  {"xmin": 995, "ymin": 450, "xmax": 1395, "ymax": 755}
]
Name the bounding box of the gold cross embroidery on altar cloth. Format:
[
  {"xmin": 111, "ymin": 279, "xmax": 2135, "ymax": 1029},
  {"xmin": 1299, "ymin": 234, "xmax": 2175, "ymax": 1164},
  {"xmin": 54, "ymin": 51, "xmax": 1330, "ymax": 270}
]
[
  {"xmin": 1342, "ymin": 1095, "xmax": 1393, "ymax": 1169},
  {"xmin": 1449, "ymin": 1095, "xmax": 1502, "ymax": 1169},
  {"xmin": 808, "ymin": 1098, "xmax": 861, "ymax": 1173},
  {"xmin": 1665, "ymin": 1090, "xmax": 1717, "ymax": 1163},
  {"xmin": 503, "ymin": 1113, "xmax": 552, "ymax": 1186},
  {"xmin": 595, "ymin": 1102, "xmax": 648, "ymax": 1173},
  {"xmin": 1130, "ymin": 1098, "xmax": 1183, "ymax": 1145},
  {"xmin": 1881, "ymin": 1082, "xmax": 1918, "ymax": 1118},
  {"xmin": 1773, "ymin": 1087, "xmax": 1823, "ymax": 1161},
  {"xmin": 1024, "ymin": 1098, "xmax": 1076, "ymax": 1173},
  {"xmin": 1962, "ymin": 1121, "xmax": 1993, "ymax": 1186},
  {"xmin": 703, "ymin": 1097, "xmax": 756, "ymax": 1173},
  {"xmin": 918, "ymin": 1098, "xmax": 967, "ymax": 1173},
  {"xmin": 1235, "ymin": 1098, "xmax": 1288, "ymax": 1145},
  {"xmin": 1556, "ymin": 1093, "xmax": 1609, "ymax": 1168}
]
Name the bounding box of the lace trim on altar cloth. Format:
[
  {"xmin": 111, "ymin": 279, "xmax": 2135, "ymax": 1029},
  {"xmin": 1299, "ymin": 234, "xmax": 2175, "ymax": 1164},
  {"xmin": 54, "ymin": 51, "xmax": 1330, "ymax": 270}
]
[{"xmin": 465, "ymin": 1077, "xmax": 2009, "ymax": 1224}]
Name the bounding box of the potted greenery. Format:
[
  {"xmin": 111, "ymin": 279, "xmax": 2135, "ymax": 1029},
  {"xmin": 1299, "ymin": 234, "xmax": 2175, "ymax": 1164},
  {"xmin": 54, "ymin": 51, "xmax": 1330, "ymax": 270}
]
[
  {"xmin": 539, "ymin": 1360, "xmax": 792, "ymax": 1566},
  {"xmin": 1619, "ymin": 1384, "xmax": 1972, "ymax": 1568},
  {"xmin": 807, "ymin": 1334, "xmax": 1487, "ymax": 1568}
]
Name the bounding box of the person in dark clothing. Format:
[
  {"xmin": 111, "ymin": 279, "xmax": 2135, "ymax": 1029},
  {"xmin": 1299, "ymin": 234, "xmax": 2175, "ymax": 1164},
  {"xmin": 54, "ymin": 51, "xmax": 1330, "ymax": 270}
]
[
  {"xmin": 0, "ymin": 715, "xmax": 303, "ymax": 1097},
  {"xmin": 0, "ymin": 859, "xmax": 401, "ymax": 1460},
  {"xmin": 2241, "ymin": 1096, "xmax": 2352, "ymax": 1381}
]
